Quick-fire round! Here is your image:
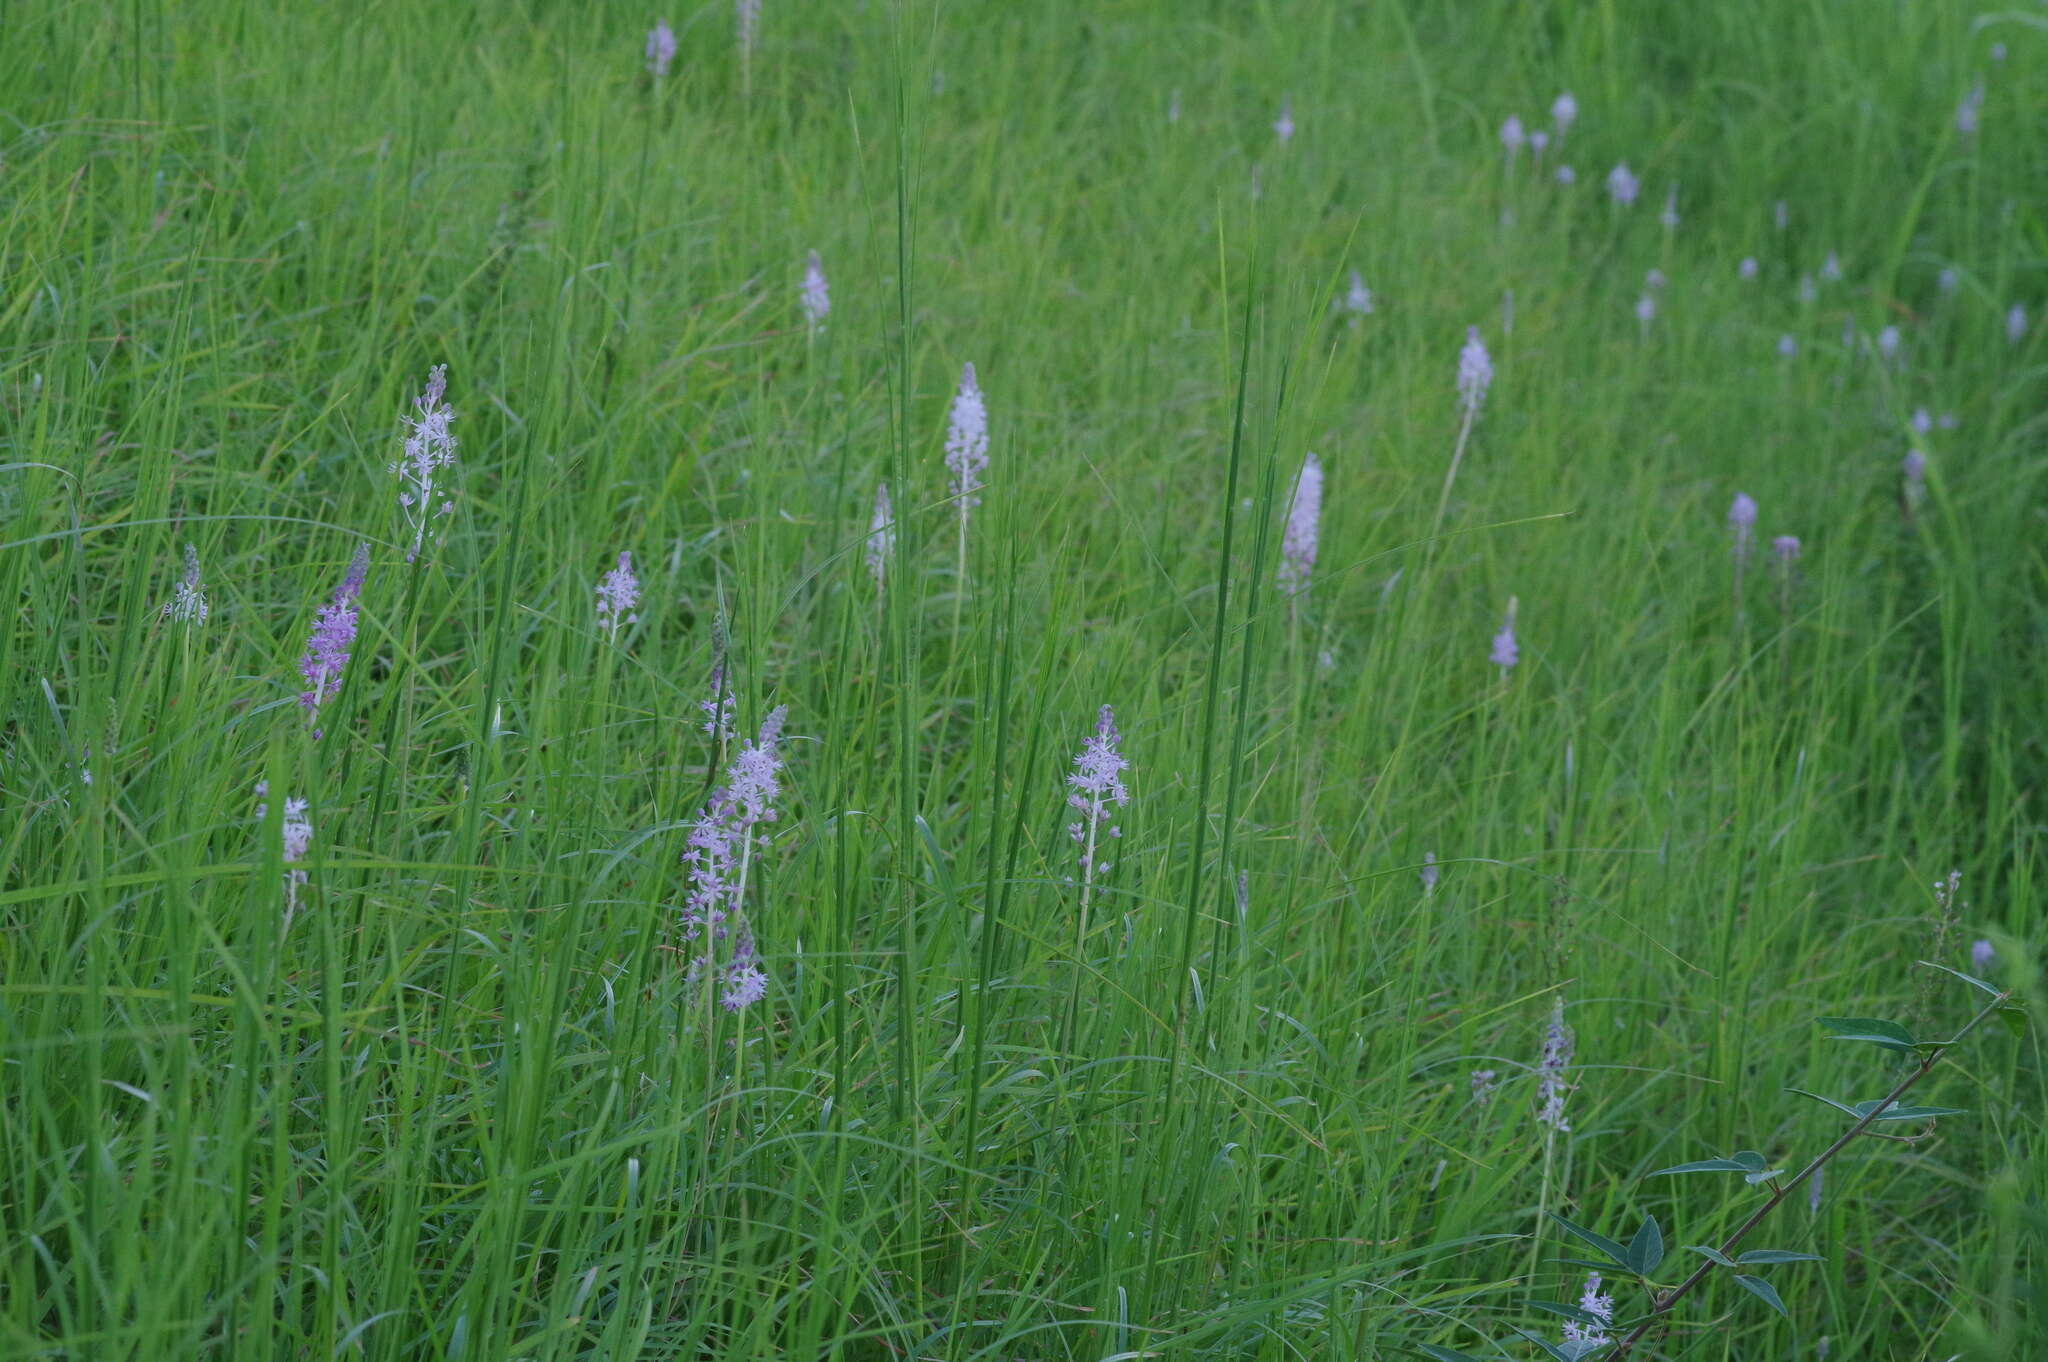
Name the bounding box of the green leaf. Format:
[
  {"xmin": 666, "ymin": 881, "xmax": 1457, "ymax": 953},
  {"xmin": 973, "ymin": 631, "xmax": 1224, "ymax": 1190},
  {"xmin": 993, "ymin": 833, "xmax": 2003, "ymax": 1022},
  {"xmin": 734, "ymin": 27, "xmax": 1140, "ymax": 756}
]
[
  {"xmin": 1736, "ymin": 1249, "xmax": 1824, "ymax": 1265},
  {"xmin": 1852, "ymin": 1099, "xmax": 1966, "ymax": 1123},
  {"xmin": 1545, "ymin": 1213, "xmax": 1634, "ymax": 1272},
  {"xmin": 1730, "ymin": 1273, "xmax": 1789, "ymax": 1317},
  {"xmin": 1627, "ymin": 1215, "xmax": 1665, "ymax": 1276},
  {"xmin": 1551, "ymin": 1257, "xmax": 1624, "ymax": 1273},
  {"xmin": 1786, "ymin": 1087, "xmax": 1863, "ymax": 1118},
  {"xmin": 1411, "ymin": 1346, "xmax": 1488, "ymax": 1362},
  {"xmin": 1916, "ymin": 960, "xmax": 2004, "ymax": 998},
  {"xmin": 1651, "ymin": 1158, "xmax": 1752, "ymax": 1176},
  {"xmin": 1788, "ymin": 1090, "xmax": 1962, "ymax": 1123},
  {"xmin": 1528, "ymin": 1301, "xmax": 1607, "ymax": 1328},
  {"xmin": 1999, "ymin": 1005, "xmax": 2029, "ymax": 1039},
  {"xmin": 1816, "ymin": 1016, "xmax": 1918, "ymax": 1053},
  {"xmin": 1686, "ymin": 1245, "xmax": 1737, "ymax": 1267},
  {"xmin": 1652, "ymin": 1149, "xmax": 1776, "ymax": 1178}
]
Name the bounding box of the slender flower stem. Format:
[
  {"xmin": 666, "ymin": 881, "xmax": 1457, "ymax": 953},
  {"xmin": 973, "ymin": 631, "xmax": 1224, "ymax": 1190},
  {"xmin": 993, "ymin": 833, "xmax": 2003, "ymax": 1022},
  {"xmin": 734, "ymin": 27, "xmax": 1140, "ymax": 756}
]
[
  {"xmin": 1607, "ymin": 989, "xmax": 2011, "ymax": 1359},
  {"xmin": 1431, "ymin": 403, "xmax": 1478, "ymax": 546}
]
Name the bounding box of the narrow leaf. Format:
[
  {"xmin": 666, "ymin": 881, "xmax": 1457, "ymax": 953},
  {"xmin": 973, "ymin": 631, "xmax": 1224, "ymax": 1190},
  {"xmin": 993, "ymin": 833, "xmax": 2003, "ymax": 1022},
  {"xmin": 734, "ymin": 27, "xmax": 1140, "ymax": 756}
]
[
  {"xmin": 1916, "ymin": 960, "xmax": 2003, "ymax": 998},
  {"xmin": 1686, "ymin": 1245, "xmax": 1737, "ymax": 1267},
  {"xmin": 1730, "ymin": 1273, "xmax": 1789, "ymax": 1317},
  {"xmin": 1412, "ymin": 1346, "xmax": 1487, "ymax": 1362},
  {"xmin": 1627, "ymin": 1215, "xmax": 1665, "ymax": 1276},
  {"xmin": 1785, "ymin": 1088, "xmax": 1864, "ymax": 1118},
  {"xmin": 1816, "ymin": 1016, "xmax": 1918, "ymax": 1053},
  {"xmin": 1545, "ymin": 1213, "xmax": 1633, "ymax": 1272},
  {"xmin": 1650, "ymin": 1159, "xmax": 1752, "ymax": 1176},
  {"xmin": 1851, "ymin": 1100, "xmax": 1966, "ymax": 1123},
  {"xmin": 1736, "ymin": 1249, "xmax": 1824, "ymax": 1265}
]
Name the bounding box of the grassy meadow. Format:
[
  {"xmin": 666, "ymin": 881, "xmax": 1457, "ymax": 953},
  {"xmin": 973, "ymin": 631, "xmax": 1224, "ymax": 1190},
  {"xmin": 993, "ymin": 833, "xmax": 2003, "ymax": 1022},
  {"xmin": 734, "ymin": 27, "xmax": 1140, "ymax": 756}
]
[{"xmin": 3, "ymin": 1, "xmax": 2045, "ymax": 1358}]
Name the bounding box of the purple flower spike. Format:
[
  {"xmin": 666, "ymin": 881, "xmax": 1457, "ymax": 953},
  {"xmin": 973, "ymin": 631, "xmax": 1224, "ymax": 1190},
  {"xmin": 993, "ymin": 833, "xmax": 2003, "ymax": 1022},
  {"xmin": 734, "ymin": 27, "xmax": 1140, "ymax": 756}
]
[
  {"xmin": 1550, "ymin": 91, "xmax": 1577, "ymax": 139},
  {"xmin": 595, "ymin": 550, "xmax": 641, "ymax": 640},
  {"xmin": 735, "ymin": 0, "xmax": 760, "ymax": 61},
  {"xmin": 1277, "ymin": 452, "xmax": 1322, "ymax": 598},
  {"xmin": 258, "ymin": 782, "xmax": 316, "ymax": 923},
  {"xmin": 646, "ymin": 20, "xmax": 677, "ymax": 77},
  {"xmin": 1342, "ymin": 270, "xmax": 1373, "ymax": 317},
  {"xmin": 1536, "ymin": 995, "xmax": 1573, "ymax": 1132},
  {"xmin": 298, "ymin": 544, "xmax": 369, "ymax": 725},
  {"xmin": 1273, "ymin": 96, "xmax": 1295, "ymax": 144},
  {"xmin": 1067, "ymin": 705, "xmax": 1132, "ymax": 889},
  {"xmin": 944, "ymin": 361, "xmax": 989, "ymax": 521},
  {"xmin": 1729, "ymin": 492, "xmax": 1758, "ymax": 564},
  {"xmin": 1490, "ymin": 598, "xmax": 1519, "ymax": 672},
  {"xmin": 1605, "ymin": 162, "xmax": 1638, "ymax": 207},
  {"xmin": 866, "ymin": 481, "xmax": 894, "ymax": 588},
  {"xmin": 1659, "ymin": 182, "xmax": 1680, "ymax": 229},
  {"xmin": 1902, "ymin": 449, "xmax": 1927, "ymax": 486},
  {"xmin": 2007, "ymin": 302, "xmax": 2028, "ymax": 345},
  {"xmin": 162, "ymin": 543, "xmax": 209, "ymax": 626},
  {"xmin": 800, "ymin": 250, "xmax": 829, "ymax": 332},
  {"xmin": 681, "ymin": 706, "xmax": 791, "ymax": 1013},
  {"xmin": 1739, "ymin": 257, "xmax": 1759, "ymax": 280},
  {"xmin": 1957, "ymin": 81, "xmax": 1984, "ymax": 136},
  {"xmin": 1457, "ymin": 325, "xmax": 1493, "ymax": 420},
  {"xmin": 392, "ymin": 364, "xmax": 458, "ymax": 564},
  {"xmin": 1772, "ymin": 534, "xmax": 1801, "ymax": 566},
  {"xmin": 1971, "ymin": 938, "xmax": 1996, "ymax": 973},
  {"xmin": 1500, "ymin": 114, "xmax": 1526, "ymax": 158}
]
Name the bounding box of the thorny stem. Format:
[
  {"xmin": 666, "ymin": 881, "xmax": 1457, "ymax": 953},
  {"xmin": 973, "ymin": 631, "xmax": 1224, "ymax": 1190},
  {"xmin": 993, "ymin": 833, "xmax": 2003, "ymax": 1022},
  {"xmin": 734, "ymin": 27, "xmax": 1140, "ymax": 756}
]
[{"xmin": 1606, "ymin": 988, "xmax": 2012, "ymax": 1359}]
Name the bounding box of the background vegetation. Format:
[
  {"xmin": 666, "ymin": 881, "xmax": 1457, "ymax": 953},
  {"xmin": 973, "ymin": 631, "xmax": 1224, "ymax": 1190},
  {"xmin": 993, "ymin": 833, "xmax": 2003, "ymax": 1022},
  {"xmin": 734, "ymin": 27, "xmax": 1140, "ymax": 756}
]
[{"xmin": 2, "ymin": 1, "xmax": 2042, "ymax": 1358}]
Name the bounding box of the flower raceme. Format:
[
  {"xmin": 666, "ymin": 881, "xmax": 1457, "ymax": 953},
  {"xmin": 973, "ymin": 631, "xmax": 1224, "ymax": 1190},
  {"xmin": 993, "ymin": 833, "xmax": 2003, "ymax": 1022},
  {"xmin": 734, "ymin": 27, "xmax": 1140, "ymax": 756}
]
[
  {"xmin": 1490, "ymin": 597, "xmax": 1519, "ymax": 672},
  {"xmin": 393, "ymin": 365, "xmax": 458, "ymax": 564},
  {"xmin": 1536, "ymin": 994, "xmax": 1574, "ymax": 1131},
  {"xmin": 298, "ymin": 544, "xmax": 369, "ymax": 726},
  {"xmin": 162, "ymin": 543, "xmax": 209, "ymax": 626},
  {"xmin": 800, "ymin": 250, "xmax": 829, "ymax": 332},
  {"xmin": 866, "ymin": 482, "xmax": 893, "ymax": 588},
  {"xmin": 944, "ymin": 361, "xmax": 989, "ymax": 521},
  {"xmin": 680, "ymin": 706, "xmax": 789, "ymax": 1012},
  {"xmin": 1457, "ymin": 326, "xmax": 1493, "ymax": 421},
  {"xmin": 1066, "ymin": 705, "xmax": 1130, "ymax": 885},
  {"xmin": 1277, "ymin": 452, "xmax": 1322, "ymax": 598},
  {"xmin": 595, "ymin": 551, "xmax": 641, "ymax": 641},
  {"xmin": 646, "ymin": 20, "xmax": 677, "ymax": 77}
]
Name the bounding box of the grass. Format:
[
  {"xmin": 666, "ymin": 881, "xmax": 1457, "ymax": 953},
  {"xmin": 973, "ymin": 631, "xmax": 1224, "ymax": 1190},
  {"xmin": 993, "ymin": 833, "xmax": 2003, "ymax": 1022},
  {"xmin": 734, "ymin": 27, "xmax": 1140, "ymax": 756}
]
[{"xmin": 2, "ymin": 1, "xmax": 2043, "ymax": 1358}]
